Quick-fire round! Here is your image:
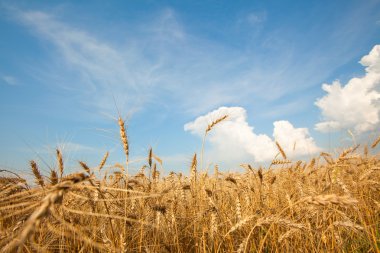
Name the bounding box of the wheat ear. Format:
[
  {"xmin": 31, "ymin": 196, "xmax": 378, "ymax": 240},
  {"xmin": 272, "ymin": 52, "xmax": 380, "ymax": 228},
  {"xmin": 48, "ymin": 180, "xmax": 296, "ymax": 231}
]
[
  {"xmin": 190, "ymin": 153, "xmax": 197, "ymax": 183},
  {"xmin": 275, "ymin": 141, "xmax": 287, "ymax": 160},
  {"xmin": 98, "ymin": 151, "xmax": 109, "ymax": 171},
  {"xmin": 206, "ymin": 115, "xmax": 228, "ymax": 133},
  {"xmin": 30, "ymin": 160, "xmax": 44, "ymax": 188},
  {"xmin": 118, "ymin": 117, "xmax": 129, "ymax": 164},
  {"xmin": 49, "ymin": 170, "xmax": 58, "ymax": 185},
  {"xmin": 3, "ymin": 173, "xmax": 88, "ymax": 252},
  {"xmin": 371, "ymin": 135, "xmax": 380, "ymax": 148},
  {"xmin": 79, "ymin": 161, "xmax": 91, "ymax": 175},
  {"xmin": 302, "ymin": 194, "xmax": 358, "ymax": 206},
  {"xmin": 201, "ymin": 114, "xmax": 228, "ymax": 170},
  {"xmin": 56, "ymin": 149, "xmax": 64, "ymax": 179}
]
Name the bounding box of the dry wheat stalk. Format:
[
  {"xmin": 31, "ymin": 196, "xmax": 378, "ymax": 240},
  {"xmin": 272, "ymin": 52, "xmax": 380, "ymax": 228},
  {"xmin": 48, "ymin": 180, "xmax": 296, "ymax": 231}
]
[
  {"xmin": 30, "ymin": 160, "xmax": 44, "ymax": 188},
  {"xmin": 236, "ymin": 198, "xmax": 242, "ymax": 221},
  {"xmin": 227, "ymin": 215, "xmax": 256, "ymax": 235},
  {"xmin": 200, "ymin": 114, "xmax": 229, "ymax": 171},
  {"xmin": 302, "ymin": 194, "xmax": 358, "ymax": 206},
  {"xmin": 206, "ymin": 115, "xmax": 228, "ymax": 133},
  {"xmin": 237, "ymin": 237, "xmax": 249, "ymax": 253},
  {"xmin": 98, "ymin": 151, "xmax": 109, "ymax": 171},
  {"xmin": 190, "ymin": 153, "xmax": 197, "ymax": 183},
  {"xmin": 364, "ymin": 145, "xmax": 368, "ymax": 156},
  {"xmin": 278, "ymin": 228, "xmax": 299, "ymax": 243},
  {"xmin": 210, "ymin": 211, "xmax": 218, "ymax": 239},
  {"xmin": 3, "ymin": 173, "xmax": 88, "ymax": 252},
  {"xmin": 371, "ymin": 135, "xmax": 380, "ymax": 149},
  {"xmin": 308, "ymin": 158, "xmax": 316, "ymax": 169},
  {"xmin": 336, "ymin": 177, "xmax": 350, "ymax": 194},
  {"xmin": 152, "ymin": 163, "xmax": 158, "ymax": 182},
  {"xmin": 258, "ymin": 167, "xmax": 263, "ymax": 184},
  {"xmin": 49, "ymin": 170, "xmax": 58, "ymax": 185},
  {"xmin": 276, "ymin": 141, "xmax": 287, "ymax": 160},
  {"xmin": 321, "ymin": 152, "xmax": 334, "ymax": 164},
  {"xmin": 148, "ymin": 148, "xmax": 153, "ymax": 168},
  {"xmin": 269, "ymin": 176, "xmax": 276, "ymax": 185},
  {"xmin": 79, "ymin": 161, "xmax": 91, "ymax": 175},
  {"xmin": 225, "ymin": 176, "xmax": 237, "ymax": 185},
  {"xmin": 271, "ymin": 159, "xmax": 292, "ymax": 165},
  {"xmin": 333, "ymin": 220, "xmax": 364, "ymax": 231},
  {"xmin": 55, "ymin": 149, "xmax": 63, "ymax": 180},
  {"xmin": 118, "ymin": 117, "xmax": 129, "ymax": 163},
  {"xmin": 214, "ymin": 165, "xmax": 219, "ymax": 177}
]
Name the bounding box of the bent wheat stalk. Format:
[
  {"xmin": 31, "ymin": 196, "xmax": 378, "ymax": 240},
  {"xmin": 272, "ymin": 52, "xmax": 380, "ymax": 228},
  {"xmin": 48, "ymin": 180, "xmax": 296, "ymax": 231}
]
[
  {"xmin": 201, "ymin": 115, "xmax": 228, "ymax": 171},
  {"xmin": 3, "ymin": 173, "xmax": 88, "ymax": 252}
]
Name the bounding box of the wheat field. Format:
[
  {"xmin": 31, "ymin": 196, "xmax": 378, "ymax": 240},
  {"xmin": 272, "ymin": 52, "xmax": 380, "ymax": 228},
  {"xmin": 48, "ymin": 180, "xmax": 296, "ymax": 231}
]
[{"xmin": 0, "ymin": 117, "xmax": 379, "ymax": 252}]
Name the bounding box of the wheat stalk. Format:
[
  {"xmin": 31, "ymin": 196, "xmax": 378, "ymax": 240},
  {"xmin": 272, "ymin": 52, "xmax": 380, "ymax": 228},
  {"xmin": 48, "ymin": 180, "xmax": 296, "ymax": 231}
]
[
  {"xmin": 206, "ymin": 115, "xmax": 228, "ymax": 133},
  {"xmin": 235, "ymin": 198, "xmax": 242, "ymax": 221},
  {"xmin": 201, "ymin": 115, "xmax": 228, "ymax": 170},
  {"xmin": 56, "ymin": 149, "xmax": 64, "ymax": 179},
  {"xmin": 275, "ymin": 141, "xmax": 287, "ymax": 160},
  {"xmin": 190, "ymin": 153, "xmax": 197, "ymax": 184},
  {"xmin": 148, "ymin": 147, "xmax": 153, "ymax": 168},
  {"xmin": 118, "ymin": 117, "xmax": 129, "ymax": 165},
  {"xmin": 98, "ymin": 151, "xmax": 109, "ymax": 171},
  {"xmin": 30, "ymin": 160, "xmax": 44, "ymax": 188},
  {"xmin": 371, "ymin": 135, "xmax": 380, "ymax": 148},
  {"xmin": 49, "ymin": 170, "xmax": 58, "ymax": 185},
  {"xmin": 302, "ymin": 194, "xmax": 358, "ymax": 206},
  {"xmin": 3, "ymin": 173, "xmax": 88, "ymax": 252},
  {"xmin": 79, "ymin": 161, "xmax": 91, "ymax": 175},
  {"xmin": 210, "ymin": 211, "xmax": 218, "ymax": 239}
]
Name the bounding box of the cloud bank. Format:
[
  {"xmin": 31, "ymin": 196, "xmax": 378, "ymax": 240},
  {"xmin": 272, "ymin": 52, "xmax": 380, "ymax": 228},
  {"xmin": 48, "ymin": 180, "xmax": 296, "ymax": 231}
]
[
  {"xmin": 184, "ymin": 106, "xmax": 320, "ymax": 164},
  {"xmin": 315, "ymin": 45, "xmax": 380, "ymax": 133}
]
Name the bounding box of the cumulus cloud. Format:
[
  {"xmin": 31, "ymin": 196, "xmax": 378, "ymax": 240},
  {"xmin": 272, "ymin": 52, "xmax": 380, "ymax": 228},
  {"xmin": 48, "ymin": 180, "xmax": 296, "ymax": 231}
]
[
  {"xmin": 315, "ymin": 45, "xmax": 380, "ymax": 133},
  {"xmin": 273, "ymin": 121, "xmax": 320, "ymax": 156},
  {"xmin": 184, "ymin": 106, "xmax": 320, "ymax": 164}
]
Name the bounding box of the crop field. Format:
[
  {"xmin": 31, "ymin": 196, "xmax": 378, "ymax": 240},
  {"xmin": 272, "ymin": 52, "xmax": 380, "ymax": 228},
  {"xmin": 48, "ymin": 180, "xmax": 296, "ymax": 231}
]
[{"xmin": 1, "ymin": 117, "xmax": 379, "ymax": 252}]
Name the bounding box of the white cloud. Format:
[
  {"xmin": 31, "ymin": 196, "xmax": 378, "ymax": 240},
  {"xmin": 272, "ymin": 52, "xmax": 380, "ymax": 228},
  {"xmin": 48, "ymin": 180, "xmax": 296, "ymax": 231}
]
[
  {"xmin": 273, "ymin": 121, "xmax": 321, "ymax": 156},
  {"xmin": 315, "ymin": 45, "xmax": 380, "ymax": 133},
  {"xmin": 184, "ymin": 106, "xmax": 320, "ymax": 165}
]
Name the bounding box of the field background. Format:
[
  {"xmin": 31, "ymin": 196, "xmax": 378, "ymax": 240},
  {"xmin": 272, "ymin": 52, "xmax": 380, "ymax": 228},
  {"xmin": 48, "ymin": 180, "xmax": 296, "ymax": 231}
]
[{"xmin": 1, "ymin": 118, "xmax": 379, "ymax": 253}]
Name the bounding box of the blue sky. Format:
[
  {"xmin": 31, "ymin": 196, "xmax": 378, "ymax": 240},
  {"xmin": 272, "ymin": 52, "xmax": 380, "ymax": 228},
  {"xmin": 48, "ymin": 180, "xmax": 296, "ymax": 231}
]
[{"xmin": 1, "ymin": 0, "xmax": 380, "ymax": 176}]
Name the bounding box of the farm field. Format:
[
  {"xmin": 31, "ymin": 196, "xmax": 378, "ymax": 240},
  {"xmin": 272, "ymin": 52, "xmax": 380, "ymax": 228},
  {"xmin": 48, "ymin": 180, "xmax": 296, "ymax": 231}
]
[
  {"xmin": 1, "ymin": 118, "xmax": 379, "ymax": 253},
  {"xmin": 1, "ymin": 1, "xmax": 380, "ymax": 252}
]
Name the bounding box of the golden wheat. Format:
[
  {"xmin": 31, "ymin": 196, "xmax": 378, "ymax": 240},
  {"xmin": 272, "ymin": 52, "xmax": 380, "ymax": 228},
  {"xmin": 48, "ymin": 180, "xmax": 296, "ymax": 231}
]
[{"xmin": 1, "ymin": 120, "xmax": 379, "ymax": 253}]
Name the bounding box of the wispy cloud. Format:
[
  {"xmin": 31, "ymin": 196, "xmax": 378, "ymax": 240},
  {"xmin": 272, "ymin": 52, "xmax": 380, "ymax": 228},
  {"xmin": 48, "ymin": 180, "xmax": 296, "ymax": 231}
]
[
  {"xmin": 1, "ymin": 74, "xmax": 17, "ymax": 85},
  {"xmin": 54, "ymin": 142, "xmax": 96, "ymax": 153},
  {"xmin": 246, "ymin": 11, "xmax": 267, "ymax": 25},
  {"xmin": 15, "ymin": 10, "xmax": 153, "ymax": 114},
  {"xmin": 236, "ymin": 10, "xmax": 267, "ymax": 28},
  {"xmin": 8, "ymin": 4, "xmax": 378, "ymax": 119}
]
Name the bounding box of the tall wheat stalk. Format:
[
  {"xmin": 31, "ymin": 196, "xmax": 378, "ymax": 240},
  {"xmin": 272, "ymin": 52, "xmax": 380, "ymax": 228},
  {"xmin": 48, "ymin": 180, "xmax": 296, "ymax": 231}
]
[{"xmin": 200, "ymin": 115, "xmax": 228, "ymax": 171}]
